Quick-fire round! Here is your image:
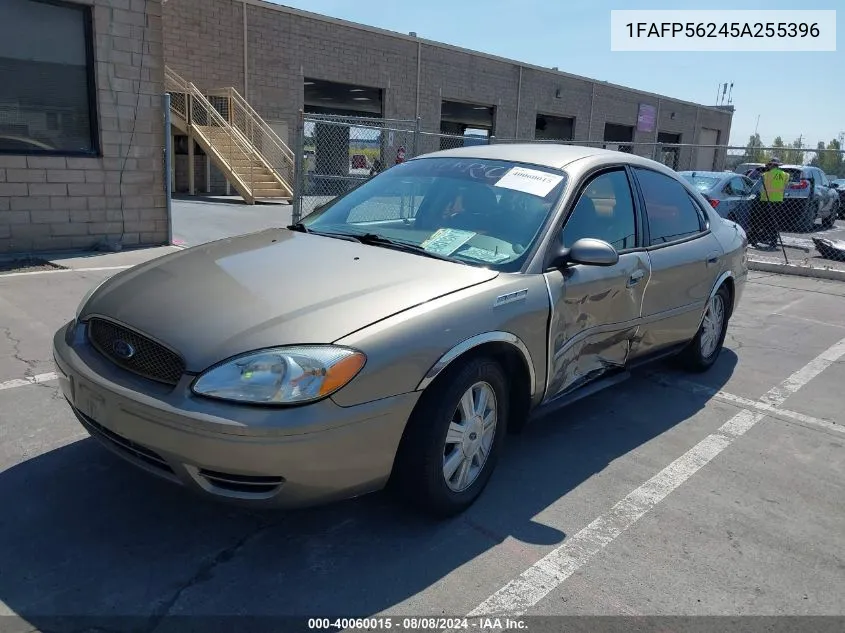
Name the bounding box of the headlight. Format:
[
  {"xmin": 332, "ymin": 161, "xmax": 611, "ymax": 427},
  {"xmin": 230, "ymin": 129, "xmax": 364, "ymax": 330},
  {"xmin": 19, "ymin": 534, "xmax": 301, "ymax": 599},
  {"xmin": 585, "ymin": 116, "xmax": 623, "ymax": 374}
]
[{"xmin": 191, "ymin": 345, "xmax": 366, "ymax": 405}]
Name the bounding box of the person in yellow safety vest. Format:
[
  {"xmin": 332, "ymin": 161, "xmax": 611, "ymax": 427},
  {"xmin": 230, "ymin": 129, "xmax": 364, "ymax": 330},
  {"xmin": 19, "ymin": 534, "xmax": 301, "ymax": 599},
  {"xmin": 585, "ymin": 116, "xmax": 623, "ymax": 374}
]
[{"xmin": 748, "ymin": 157, "xmax": 788, "ymax": 249}]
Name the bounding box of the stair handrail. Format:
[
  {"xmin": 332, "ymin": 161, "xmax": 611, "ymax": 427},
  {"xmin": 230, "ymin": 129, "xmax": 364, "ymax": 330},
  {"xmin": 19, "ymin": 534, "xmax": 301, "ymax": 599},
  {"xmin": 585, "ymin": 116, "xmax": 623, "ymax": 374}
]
[
  {"xmin": 229, "ymin": 87, "xmax": 294, "ymax": 160},
  {"xmin": 164, "ymin": 66, "xmax": 291, "ymax": 199},
  {"xmin": 223, "ymin": 87, "xmax": 294, "ymax": 193},
  {"xmin": 184, "ymin": 80, "xmax": 261, "ymax": 198},
  {"xmin": 164, "ymin": 66, "xmax": 190, "ymax": 122}
]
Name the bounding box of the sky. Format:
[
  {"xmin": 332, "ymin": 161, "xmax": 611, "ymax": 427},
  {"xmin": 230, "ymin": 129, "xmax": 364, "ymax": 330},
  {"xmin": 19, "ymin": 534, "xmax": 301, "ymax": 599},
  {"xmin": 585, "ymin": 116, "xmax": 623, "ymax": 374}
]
[{"xmin": 269, "ymin": 0, "xmax": 843, "ymax": 148}]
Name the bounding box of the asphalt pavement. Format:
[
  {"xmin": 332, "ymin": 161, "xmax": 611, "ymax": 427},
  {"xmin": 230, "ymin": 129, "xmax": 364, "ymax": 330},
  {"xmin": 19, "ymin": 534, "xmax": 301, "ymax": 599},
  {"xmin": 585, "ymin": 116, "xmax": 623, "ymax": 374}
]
[{"xmin": 0, "ymin": 246, "xmax": 843, "ymax": 632}]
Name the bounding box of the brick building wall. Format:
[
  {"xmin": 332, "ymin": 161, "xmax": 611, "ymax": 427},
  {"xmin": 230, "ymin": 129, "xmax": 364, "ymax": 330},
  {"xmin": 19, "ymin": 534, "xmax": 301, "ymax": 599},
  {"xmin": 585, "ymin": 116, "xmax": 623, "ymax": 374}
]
[
  {"xmin": 162, "ymin": 0, "xmax": 733, "ymax": 161},
  {"xmin": 0, "ymin": 0, "xmax": 166, "ymax": 255}
]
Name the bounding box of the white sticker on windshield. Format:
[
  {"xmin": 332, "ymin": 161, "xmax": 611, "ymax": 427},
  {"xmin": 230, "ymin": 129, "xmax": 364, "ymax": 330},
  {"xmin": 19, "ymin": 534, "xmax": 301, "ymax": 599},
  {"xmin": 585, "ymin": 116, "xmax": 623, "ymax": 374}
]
[
  {"xmin": 494, "ymin": 167, "xmax": 563, "ymax": 198},
  {"xmin": 420, "ymin": 228, "xmax": 476, "ymax": 256}
]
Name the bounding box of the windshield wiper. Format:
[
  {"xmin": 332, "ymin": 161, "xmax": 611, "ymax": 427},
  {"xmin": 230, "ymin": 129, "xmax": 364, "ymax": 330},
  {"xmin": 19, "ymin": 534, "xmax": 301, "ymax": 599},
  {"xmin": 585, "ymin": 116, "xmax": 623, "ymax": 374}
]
[
  {"xmin": 286, "ymin": 224, "xmax": 362, "ymax": 243},
  {"xmin": 337, "ymin": 232, "xmax": 467, "ymax": 264}
]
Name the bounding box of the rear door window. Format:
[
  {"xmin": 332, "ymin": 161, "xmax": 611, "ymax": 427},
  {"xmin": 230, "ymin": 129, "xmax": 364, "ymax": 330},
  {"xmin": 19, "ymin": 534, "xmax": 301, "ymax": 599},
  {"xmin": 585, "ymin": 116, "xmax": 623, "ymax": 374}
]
[{"xmin": 634, "ymin": 168, "xmax": 707, "ymax": 246}]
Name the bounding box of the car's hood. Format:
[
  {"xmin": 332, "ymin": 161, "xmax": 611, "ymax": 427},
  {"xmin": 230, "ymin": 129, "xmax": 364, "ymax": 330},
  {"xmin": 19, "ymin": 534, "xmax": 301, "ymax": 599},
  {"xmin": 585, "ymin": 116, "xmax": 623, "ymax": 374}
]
[{"xmin": 80, "ymin": 229, "xmax": 499, "ymax": 372}]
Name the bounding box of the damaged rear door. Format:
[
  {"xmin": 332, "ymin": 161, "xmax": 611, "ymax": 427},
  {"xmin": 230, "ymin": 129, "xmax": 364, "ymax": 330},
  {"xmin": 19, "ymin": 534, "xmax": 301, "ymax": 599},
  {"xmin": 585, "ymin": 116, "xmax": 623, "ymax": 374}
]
[{"xmin": 542, "ymin": 167, "xmax": 650, "ymax": 401}]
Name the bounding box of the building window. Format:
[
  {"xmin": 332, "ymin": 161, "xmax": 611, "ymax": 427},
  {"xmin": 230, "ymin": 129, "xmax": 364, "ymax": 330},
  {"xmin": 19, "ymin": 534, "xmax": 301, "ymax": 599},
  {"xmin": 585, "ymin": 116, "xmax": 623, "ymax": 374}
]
[{"xmin": 0, "ymin": 0, "xmax": 98, "ymax": 156}]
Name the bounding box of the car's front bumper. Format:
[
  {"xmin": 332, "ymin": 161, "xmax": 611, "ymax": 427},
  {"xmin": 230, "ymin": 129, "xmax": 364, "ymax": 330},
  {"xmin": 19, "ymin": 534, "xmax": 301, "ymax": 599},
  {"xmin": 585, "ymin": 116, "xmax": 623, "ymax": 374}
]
[{"xmin": 52, "ymin": 320, "xmax": 420, "ymax": 509}]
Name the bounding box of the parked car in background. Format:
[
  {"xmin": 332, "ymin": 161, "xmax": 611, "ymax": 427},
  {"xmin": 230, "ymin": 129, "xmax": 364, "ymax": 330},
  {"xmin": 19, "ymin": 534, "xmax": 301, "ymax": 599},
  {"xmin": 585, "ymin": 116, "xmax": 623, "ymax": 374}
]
[
  {"xmin": 831, "ymin": 179, "xmax": 845, "ymax": 218},
  {"xmin": 780, "ymin": 165, "xmax": 840, "ymax": 231},
  {"xmin": 679, "ymin": 170, "xmax": 755, "ymax": 230},
  {"xmin": 54, "ymin": 144, "xmax": 748, "ymax": 517},
  {"xmin": 734, "ymin": 162, "xmax": 764, "ymax": 176}
]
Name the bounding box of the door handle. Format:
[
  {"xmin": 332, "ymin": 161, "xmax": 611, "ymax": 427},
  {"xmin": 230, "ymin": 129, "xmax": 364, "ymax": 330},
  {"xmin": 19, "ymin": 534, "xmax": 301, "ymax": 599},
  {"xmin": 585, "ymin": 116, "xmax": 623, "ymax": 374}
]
[
  {"xmin": 627, "ymin": 269, "xmax": 645, "ymax": 287},
  {"xmin": 706, "ymin": 251, "xmax": 720, "ymax": 267}
]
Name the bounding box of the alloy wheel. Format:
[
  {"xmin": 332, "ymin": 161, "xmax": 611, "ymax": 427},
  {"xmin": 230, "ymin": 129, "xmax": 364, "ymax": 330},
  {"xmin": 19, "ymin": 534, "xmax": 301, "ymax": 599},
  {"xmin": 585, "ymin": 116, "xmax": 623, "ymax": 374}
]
[
  {"xmin": 700, "ymin": 293, "xmax": 726, "ymax": 359},
  {"xmin": 442, "ymin": 381, "xmax": 497, "ymax": 492}
]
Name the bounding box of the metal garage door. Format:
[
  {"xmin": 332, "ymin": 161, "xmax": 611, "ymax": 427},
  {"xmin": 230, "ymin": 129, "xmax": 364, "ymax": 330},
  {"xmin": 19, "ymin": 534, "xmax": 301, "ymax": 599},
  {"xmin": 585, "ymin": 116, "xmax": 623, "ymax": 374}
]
[{"xmin": 695, "ymin": 128, "xmax": 719, "ymax": 170}]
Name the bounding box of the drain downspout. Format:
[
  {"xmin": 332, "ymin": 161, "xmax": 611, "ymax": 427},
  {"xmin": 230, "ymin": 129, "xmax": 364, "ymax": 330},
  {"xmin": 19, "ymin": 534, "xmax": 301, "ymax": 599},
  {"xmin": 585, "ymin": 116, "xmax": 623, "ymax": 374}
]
[
  {"xmin": 243, "ymin": 1, "xmax": 249, "ymax": 98},
  {"xmin": 515, "ymin": 65, "xmax": 522, "ymax": 138},
  {"xmin": 415, "ymin": 40, "xmax": 421, "ymax": 120}
]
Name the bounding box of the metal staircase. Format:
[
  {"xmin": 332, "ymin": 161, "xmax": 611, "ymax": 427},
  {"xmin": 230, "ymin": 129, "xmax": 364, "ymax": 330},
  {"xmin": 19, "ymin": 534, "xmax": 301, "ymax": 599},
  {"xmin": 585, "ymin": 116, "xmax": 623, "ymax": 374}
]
[{"xmin": 165, "ymin": 66, "xmax": 294, "ymax": 204}]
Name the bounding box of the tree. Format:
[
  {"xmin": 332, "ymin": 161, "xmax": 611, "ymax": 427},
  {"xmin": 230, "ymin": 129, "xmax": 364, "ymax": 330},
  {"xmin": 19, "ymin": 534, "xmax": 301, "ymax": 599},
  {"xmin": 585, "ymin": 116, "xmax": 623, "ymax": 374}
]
[
  {"xmin": 817, "ymin": 139, "xmax": 844, "ymax": 177},
  {"xmin": 744, "ymin": 133, "xmax": 764, "ymax": 162},
  {"xmin": 809, "ymin": 141, "xmax": 826, "ymax": 167},
  {"xmin": 783, "ymin": 138, "xmax": 805, "ymax": 165}
]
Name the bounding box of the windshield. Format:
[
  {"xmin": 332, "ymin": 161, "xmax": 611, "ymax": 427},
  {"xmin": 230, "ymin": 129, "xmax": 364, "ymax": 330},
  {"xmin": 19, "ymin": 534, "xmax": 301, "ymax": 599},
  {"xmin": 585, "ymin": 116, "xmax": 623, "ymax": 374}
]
[
  {"xmin": 301, "ymin": 157, "xmax": 568, "ymax": 271},
  {"xmin": 783, "ymin": 168, "xmax": 804, "ymax": 182},
  {"xmin": 681, "ymin": 174, "xmax": 720, "ymax": 192}
]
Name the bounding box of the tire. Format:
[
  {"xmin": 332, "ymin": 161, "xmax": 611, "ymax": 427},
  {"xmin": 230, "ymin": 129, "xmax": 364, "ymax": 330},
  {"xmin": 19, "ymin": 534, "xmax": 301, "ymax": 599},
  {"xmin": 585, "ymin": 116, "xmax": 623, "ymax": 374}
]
[
  {"xmin": 798, "ymin": 200, "xmax": 817, "ymax": 233},
  {"xmin": 821, "ymin": 208, "xmax": 836, "ymax": 229},
  {"xmin": 390, "ymin": 356, "xmax": 509, "ymax": 517},
  {"xmin": 677, "ymin": 284, "xmax": 731, "ymax": 373}
]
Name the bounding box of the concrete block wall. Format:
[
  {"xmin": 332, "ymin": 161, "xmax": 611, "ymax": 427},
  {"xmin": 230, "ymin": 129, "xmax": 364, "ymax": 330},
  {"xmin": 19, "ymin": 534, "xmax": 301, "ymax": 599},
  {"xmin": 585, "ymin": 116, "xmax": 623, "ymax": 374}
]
[
  {"xmin": 163, "ymin": 0, "xmax": 245, "ymax": 93},
  {"xmin": 0, "ymin": 0, "xmax": 167, "ymax": 255},
  {"xmin": 162, "ymin": 0, "xmax": 733, "ymax": 165}
]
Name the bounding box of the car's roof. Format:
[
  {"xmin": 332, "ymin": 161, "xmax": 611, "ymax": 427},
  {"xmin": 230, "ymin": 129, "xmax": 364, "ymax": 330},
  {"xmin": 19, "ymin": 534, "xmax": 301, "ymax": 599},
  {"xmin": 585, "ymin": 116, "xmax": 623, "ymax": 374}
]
[
  {"xmin": 780, "ymin": 164, "xmax": 807, "ymax": 170},
  {"xmin": 679, "ymin": 170, "xmax": 730, "ymax": 178},
  {"xmin": 411, "ymin": 143, "xmax": 671, "ymax": 171}
]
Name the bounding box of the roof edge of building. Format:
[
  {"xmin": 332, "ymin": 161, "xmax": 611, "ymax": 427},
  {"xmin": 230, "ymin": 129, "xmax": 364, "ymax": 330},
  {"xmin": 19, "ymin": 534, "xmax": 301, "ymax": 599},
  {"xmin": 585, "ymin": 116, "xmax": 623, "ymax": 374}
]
[{"xmin": 244, "ymin": 0, "xmax": 732, "ymax": 116}]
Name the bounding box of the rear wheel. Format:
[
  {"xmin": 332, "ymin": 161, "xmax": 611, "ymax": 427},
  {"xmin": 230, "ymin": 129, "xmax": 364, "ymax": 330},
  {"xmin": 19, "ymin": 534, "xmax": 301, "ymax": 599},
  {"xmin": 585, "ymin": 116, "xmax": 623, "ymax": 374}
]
[
  {"xmin": 391, "ymin": 356, "xmax": 509, "ymax": 517},
  {"xmin": 677, "ymin": 284, "xmax": 731, "ymax": 373},
  {"xmin": 798, "ymin": 200, "xmax": 817, "ymax": 233},
  {"xmin": 821, "ymin": 208, "xmax": 836, "ymax": 229}
]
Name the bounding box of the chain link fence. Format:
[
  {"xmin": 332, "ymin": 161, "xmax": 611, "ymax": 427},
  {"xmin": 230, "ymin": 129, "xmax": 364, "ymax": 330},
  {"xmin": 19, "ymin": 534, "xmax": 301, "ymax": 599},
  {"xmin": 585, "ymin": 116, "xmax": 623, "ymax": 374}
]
[
  {"xmin": 291, "ymin": 121, "xmax": 845, "ymax": 271},
  {"xmin": 291, "ymin": 114, "xmax": 419, "ymax": 221},
  {"xmin": 714, "ymin": 147, "xmax": 845, "ymax": 271}
]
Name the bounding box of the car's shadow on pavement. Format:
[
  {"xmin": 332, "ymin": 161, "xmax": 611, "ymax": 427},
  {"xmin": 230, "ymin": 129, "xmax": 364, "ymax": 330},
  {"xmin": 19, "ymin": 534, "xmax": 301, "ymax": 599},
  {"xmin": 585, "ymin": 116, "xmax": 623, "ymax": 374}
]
[{"xmin": 0, "ymin": 352, "xmax": 737, "ymax": 632}]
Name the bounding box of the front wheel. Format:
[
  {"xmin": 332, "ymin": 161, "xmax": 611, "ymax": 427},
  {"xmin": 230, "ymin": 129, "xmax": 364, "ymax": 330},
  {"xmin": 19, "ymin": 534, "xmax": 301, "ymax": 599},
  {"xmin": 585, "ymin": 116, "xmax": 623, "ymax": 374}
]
[
  {"xmin": 677, "ymin": 284, "xmax": 731, "ymax": 373},
  {"xmin": 391, "ymin": 357, "xmax": 509, "ymax": 517}
]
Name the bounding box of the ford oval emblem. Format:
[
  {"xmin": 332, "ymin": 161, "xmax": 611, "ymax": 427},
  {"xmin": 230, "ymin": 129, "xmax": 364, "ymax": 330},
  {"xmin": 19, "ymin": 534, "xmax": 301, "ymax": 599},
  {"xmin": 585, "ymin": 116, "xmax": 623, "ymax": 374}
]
[{"xmin": 112, "ymin": 339, "xmax": 136, "ymax": 360}]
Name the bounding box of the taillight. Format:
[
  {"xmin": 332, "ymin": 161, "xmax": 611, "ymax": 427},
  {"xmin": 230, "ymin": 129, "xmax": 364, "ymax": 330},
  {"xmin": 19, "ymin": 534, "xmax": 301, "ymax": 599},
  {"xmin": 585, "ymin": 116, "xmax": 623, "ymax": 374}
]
[
  {"xmin": 707, "ymin": 198, "xmax": 720, "ymax": 208},
  {"xmin": 789, "ymin": 180, "xmax": 809, "ymax": 190}
]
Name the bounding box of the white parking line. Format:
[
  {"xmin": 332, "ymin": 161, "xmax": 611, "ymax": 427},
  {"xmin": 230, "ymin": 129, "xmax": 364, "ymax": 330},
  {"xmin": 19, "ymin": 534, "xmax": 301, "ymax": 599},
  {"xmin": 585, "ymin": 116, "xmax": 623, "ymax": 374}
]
[
  {"xmin": 0, "ymin": 372, "xmax": 58, "ymax": 392},
  {"xmin": 648, "ymin": 373, "xmax": 844, "ymax": 436},
  {"xmin": 451, "ymin": 335, "xmax": 845, "ymax": 627},
  {"xmin": 0, "ymin": 265, "xmax": 133, "ymax": 278}
]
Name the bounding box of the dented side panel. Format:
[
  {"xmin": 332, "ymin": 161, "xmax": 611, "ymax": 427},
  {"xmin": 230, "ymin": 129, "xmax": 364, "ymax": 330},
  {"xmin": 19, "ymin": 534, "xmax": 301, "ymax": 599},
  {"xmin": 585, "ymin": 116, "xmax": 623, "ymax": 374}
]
[{"xmin": 542, "ymin": 251, "xmax": 651, "ymax": 402}]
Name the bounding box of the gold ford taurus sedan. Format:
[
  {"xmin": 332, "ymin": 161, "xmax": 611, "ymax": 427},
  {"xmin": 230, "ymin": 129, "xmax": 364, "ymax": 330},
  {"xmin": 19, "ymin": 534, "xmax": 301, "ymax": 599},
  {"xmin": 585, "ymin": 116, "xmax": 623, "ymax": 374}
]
[{"xmin": 53, "ymin": 144, "xmax": 748, "ymax": 517}]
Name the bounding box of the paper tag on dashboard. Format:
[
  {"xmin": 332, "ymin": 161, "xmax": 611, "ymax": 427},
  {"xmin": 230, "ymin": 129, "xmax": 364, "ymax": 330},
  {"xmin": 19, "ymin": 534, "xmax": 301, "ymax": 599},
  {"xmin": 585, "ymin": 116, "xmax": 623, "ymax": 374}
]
[
  {"xmin": 421, "ymin": 228, "xmax": 476, "ymax": 256},
  {"xmin": 495, "ymin": 167, "xmax": 563, "ymax": 198}
]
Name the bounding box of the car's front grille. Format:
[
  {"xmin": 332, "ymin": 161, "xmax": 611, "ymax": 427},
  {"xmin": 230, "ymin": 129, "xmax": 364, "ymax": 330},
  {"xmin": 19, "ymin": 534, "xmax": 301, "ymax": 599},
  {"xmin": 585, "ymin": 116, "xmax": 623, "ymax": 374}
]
[
  {"xmin": 75, "ymin": 408, "xmax": 174, "ymax": 475},
  {"xmin": 87, "ymin": 318, "xmax": 185, "ymax": 386},
  {"xmin": 197, "ymin": 468, "xmax": 285, "ymax": 495}
]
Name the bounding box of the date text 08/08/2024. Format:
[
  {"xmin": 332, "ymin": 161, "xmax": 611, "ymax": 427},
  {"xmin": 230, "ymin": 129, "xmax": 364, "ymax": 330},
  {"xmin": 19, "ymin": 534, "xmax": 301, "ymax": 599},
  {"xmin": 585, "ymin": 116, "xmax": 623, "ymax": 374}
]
[
  {"xmin": 625, "ymin": 22, "xmax": 820, "ymax": 38},
  {"xmin": 307, "ymin": 617, "xmax": 528, "ymax": 630}
]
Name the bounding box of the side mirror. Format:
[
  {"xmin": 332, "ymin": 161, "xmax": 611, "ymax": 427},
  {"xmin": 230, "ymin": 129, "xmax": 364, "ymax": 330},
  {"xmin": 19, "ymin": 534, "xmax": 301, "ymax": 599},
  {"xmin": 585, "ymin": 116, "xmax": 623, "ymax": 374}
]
[
  {"xmin": 548, "ymin": 238, "xmax": 619, "ymax": 269},
  {"xmin": 830, "ymin": 182, "xmax": 839, "ymax": 189}
]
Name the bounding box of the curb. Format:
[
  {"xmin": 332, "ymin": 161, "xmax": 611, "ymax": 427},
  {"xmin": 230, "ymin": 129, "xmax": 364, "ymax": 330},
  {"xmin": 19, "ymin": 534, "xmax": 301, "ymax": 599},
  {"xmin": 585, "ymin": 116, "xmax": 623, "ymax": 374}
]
[{"xmin": 748, "ymin": 258, "xmax": 845, "ymax": 282}]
